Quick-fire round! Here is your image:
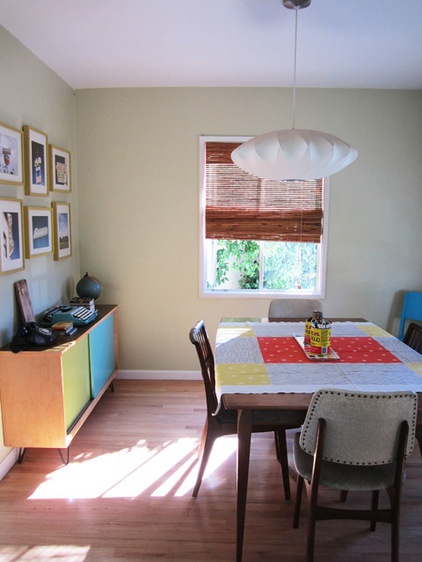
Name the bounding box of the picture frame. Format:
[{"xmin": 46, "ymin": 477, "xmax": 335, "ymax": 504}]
[
  {"xmin": 52, "ymin": 202, "xmax": 71, "ymax": 260},
  {"xmin": 49, "ymin": 144, "xmax": 71, "ymax": 192},
  {"xmin": 23, "ymin": 125, "xmax": 48, "ymax": 196},
  {"xmin": 24, "ymin": 206, "xmax": 53, "ymax": 258},
  {"xmin": 0, "ymin": 122, "xmax": 24, "ymax": 185},
  {"xmin": 0, "ymin": 197, "xmax": 24, "ymax": 274}
]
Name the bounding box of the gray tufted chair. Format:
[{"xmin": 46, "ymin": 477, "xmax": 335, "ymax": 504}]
[
  {"xmin": 292, "ymin": 388, "xmax": 417, "ymax": 562},
  {"xmin": 268, "ymin": 299, "xmax": 323, "ymax": 320}
]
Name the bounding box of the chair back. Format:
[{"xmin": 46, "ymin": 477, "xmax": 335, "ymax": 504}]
[
  {"xmin": 299, "ymin": 388, "xmax": 417, "ymax": 465},
  {"xmin": 189, "ymin": 321, "xmax": 218, "ymax": 415},
  {"xmin": 268, "ymin": 299, "xmax": 322, "ymax": 320},
  {"xmin": 398, "ymin": 291, "xmax": 422, "ymax": 340},
  {"xmin": 403, "ymin": 322, "xmax": 422, "ymax": 353}
]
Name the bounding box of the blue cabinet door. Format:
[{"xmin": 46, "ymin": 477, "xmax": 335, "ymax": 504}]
[{"xmin": 89, "ymin": 313, "xmax": 116, "ymax": 397}]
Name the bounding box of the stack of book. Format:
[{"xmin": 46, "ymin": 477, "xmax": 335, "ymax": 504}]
[
  {"xmin": 69, "ymin": 296, "xmax": 96, "ymax": 312},
  {"xmin": 51, "ymin": 321, "xmax": 77, "ymax": 336}
]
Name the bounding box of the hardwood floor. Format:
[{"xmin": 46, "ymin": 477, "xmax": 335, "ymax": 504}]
[{"xmin": 0, "ymin": 379, "xmax": 421, "ymax": 561}]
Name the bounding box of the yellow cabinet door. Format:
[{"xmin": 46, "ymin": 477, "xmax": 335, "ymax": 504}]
[{"xmin": 62, "ymin": 336, "xmax": 91, "ymax": 430}]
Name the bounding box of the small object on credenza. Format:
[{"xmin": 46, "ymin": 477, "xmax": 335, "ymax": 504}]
[
  {"xmin": 76, "ymin": 272, "xmax": 102, "ymax": 300},
  {"xmin": 51, "ymin": 321, "xmax": 77, "ymax": 336},
  {"xmin": 14, "ymin": 279, "xmax": 36, "ymax": 324},
  {"xmin": 69, "ymin": 296, "xmax": 96, "ymax": 312}
]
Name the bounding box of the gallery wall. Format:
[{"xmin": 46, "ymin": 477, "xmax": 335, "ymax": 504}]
[{"xmin": 0, "ymin": 28, "xmax": 80, "ymax": 465}]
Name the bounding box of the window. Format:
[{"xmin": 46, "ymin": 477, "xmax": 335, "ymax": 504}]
[{"xmin": 200, "ymin": 137, "xmax": 329, "ymax": 297}]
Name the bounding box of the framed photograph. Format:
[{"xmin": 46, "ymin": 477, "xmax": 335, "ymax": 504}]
[
  {"xmin": 49, "ymin": 145, "xmax": 71, "ymax": 192},
  {"xmin": 52, "ymin": 202, "xmax": 71, "ymax": 260},
  {"xmin": 0, "ymin": 197, "xmax": 24, "ymax": 274},
  {"xmin": 0, "ymin": 122, "xmax": 24, "ymax": 185},
  {"xmin": 23, "ymin": 125, "xmax": 48, "ymax": 196},
  {"xmin": 24, "ymin": 206, "xmax": 53, "ymax": 258}
]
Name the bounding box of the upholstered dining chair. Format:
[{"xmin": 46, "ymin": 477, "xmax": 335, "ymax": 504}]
[
  {"xmin": 189, "ymin": 320, "xmax": 301, "ymax": 501},
  {"xmin": 292, "ymin": 388, "xmax": 417, "ymax": 562},
  {"xmin": 398, "ymin": 291, "xmax": 422, "ymax": 340},
  {"xmin": 268, "ymin": 299, "xmax": 322, "ymax": 320}
]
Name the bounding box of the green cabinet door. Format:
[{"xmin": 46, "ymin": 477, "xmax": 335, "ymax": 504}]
[
  {"xmin": 89, "ymin": 313, "xmax": 116, "ymax": 398},
  {"xmin": 62, "ymin": 336, "xmax": 91, "ymax": 430}
]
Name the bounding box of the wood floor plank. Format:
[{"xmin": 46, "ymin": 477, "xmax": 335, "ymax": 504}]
[{"xmin": 0, "ymin": 380, "xmax": 421, "ymax": 561}]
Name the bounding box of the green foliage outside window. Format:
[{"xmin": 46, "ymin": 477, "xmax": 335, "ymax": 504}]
[
  {"xmin": 215, "ymin": 240, "xmax": 260, "ymax": 289},
  {"xmin": 263, "ymin": 241, "xmax": 317, "ymax": 290},
  {"xmin": 214, "ymin": 240, "xmax": 318, "ymax": 291}
]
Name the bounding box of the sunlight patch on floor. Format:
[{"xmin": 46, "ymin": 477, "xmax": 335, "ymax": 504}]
[
  {"xmin": 27, "ymin": 436, "xmax": 237, "ymax": 500},
  {"xmin": 103, "ymin": 438, "xmax": 198, "ymax": 498},
  {"xmin": 155, "ymin": 435, "xmax": 237, "ymax": 497},
  {"xmin": 198, "ymin": 436, "xmax": 237, "ymax": 490},
  {"xmin": 0, "ymin": 545, "xmax": 90, "ymax": 561}
]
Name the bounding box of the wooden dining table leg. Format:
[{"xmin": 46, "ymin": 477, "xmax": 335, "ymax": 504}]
[{"xmin": 236, "ymin": 408, "xmax": 253, "ymax": 562}]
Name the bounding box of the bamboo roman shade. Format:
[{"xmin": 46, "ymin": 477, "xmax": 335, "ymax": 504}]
[{"xmin": 205, "ymin": 141, "xmax": 324, "ymax": 243}]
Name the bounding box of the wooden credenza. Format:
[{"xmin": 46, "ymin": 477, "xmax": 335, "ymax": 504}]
[{"xmin": 0, "ymin": 304, "xmax": 118, "ymax": 451}]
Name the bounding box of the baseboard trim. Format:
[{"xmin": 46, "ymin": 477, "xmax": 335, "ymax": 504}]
[
  {"xmin": 0, "ymin": 448, "xmax": 19, "ymax": 482},
  {"xmin": 116, "ymin": 370, "xmax": 201, "ymax": 381}
]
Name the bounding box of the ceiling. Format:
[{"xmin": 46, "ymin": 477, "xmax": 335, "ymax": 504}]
[{"xmin": 1, "ymin": 0, "xmax": 422, "ymax": 90}]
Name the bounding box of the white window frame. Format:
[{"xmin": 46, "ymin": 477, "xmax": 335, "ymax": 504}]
[{"xmin": 199, "ymin": 136, "xmax": 329, "ymax": 299}]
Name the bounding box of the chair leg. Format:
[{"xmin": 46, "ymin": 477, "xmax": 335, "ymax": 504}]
[
  {"xmin": 340, "ymin": 490, "xmax": 348, "ymax": 502},
  {"xmin": 192, "ymin": 422, "xmax": 218, "ymax": 498},
  {"xmin": 274, "ymin": 431, "xmax": 281, "ymax": 462},
  {"xmin": 196, "ymin": 419, "xmax": 208, "ymax": 460},
  {"xmin": 370, "ymin": 490, "xmax": 379, "ymax": 531},
  {"xmin": 275, "ymin": 429, "xmax": 291, "ymax": 502},
  {"xmin": 387, "ymin": 487, "xmax": 401, "ymax": 562},
  {"xmin": 391, "ymin": 498, "xmax": 400, "ymax": 562},
  {"xmin": 305, "ymin": 478, "xmax": 319, "ymax": 562},
  {"xmin": 305, "ymin": 419, "xmax": 326, "ymax": 562},
  {"xmin": 293, "ymin": 474, "xmax": 304, "ymax": 528},
  {"xmin": 417, "ymin": 434, "xmax": 422, "ymax": 457}
]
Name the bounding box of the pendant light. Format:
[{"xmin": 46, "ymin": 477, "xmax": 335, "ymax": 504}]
[{"xmin": 231, "ymin": 0, "xmax": 357, "ymax": 181}]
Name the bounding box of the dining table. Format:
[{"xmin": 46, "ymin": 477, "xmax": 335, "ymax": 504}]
[{"xmin": 214, "ymin": 317, "xmax": 422, "ymax": 562}]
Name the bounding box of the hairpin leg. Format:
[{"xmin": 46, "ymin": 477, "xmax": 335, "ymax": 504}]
[
  {"xmin": 58, "ymin": 447, "xmax": 70, "ymax": 465},
  {"xmin": 18, "ymin": 448, "xmax": 26, "ymax": 463}
]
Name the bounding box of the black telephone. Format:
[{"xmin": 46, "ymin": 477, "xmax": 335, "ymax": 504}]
[{"xmin": 10, "ymin": 322, "xmax": 58, "ymax": 353}]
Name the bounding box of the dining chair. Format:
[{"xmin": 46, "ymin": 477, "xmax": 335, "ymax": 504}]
[
  {"xmin": 292, "ymin": 388, "xmax": 417, "ymax": 562},
  {"xmin": 268, "ymin": 299, "xmax": 322, "ymax": 320},
  {"xmin": 189, "ymin": 320, "xmax": 300, "ymax": 501},
  {"xmin": 398, "ymin": 291, "xmax": 422, "ymax": 340},
  {"xmin": 403, "ymin": 321, "xmax": 422, "ymax": 354},
  {"xmin": 403, "ymin": 322, "xmax": 422, "ymax": 456}
]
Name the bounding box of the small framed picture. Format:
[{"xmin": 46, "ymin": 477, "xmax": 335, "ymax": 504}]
[
  {"xmin": 23, "ymin": 125, "xmax": 48, "ymax": 196},
  {"xmin": 52, "ymin": 202, "xmax": 71, "ymax": 260},
  {"xmin": 0, "ymin": 197, "xmax": 24, "ymax": 274},
  {"xmin": 0, "ymin": 122, "xmax": 24, "ymax": 185},
  {"xmin": 49, "ymin": 145, "xmax": 71, "ymax": 192},
  {"xmin": 24, "ymin": 206, "xmax": 53, "ymax": 258}
]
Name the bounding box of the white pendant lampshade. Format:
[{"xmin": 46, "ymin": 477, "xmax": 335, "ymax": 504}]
[
  {"xmin": 231, "ymin": 129, "xmax": 358, "ymax": 181},
  {"xmin": 231, "ymin": 0, "xmax": 357, "ymax": 181}
]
